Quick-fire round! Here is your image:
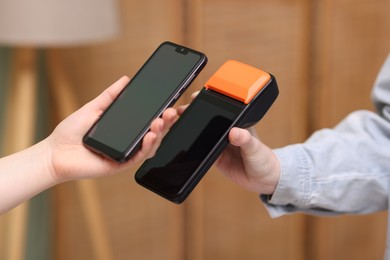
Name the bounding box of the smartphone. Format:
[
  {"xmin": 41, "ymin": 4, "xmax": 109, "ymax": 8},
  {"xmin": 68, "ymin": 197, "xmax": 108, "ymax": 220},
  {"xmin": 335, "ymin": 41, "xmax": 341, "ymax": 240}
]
[
  {"xmin": 83, "ymin": 41, "xmax": 207, "ymax": 162},
  {"xmin": 135, "ymin": 60, "xmax": 279, "ymax": 203}
]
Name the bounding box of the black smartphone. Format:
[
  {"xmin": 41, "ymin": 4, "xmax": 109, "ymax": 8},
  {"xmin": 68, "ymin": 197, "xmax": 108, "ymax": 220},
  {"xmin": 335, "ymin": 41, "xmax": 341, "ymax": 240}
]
[
  {"xmin": 135, "ymin": 60, "xmax": 278, "ymax": 203},
  {"xmin": 83, "ymin": 41, "xmax": 207, "ymax": 162}
]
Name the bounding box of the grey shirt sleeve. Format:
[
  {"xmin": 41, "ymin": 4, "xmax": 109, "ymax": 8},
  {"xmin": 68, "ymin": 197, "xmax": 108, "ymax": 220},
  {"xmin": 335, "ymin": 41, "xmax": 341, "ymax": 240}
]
[{"xmin": 262, "ymin": 54, "xmax": 390, "ymax": 218}]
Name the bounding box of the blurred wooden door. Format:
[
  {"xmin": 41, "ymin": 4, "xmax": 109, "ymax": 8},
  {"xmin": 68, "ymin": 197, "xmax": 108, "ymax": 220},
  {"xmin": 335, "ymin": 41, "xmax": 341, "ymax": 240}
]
[
  {"xmin": 53, "ymin": 0, "xmax": 390, "ymax": 259},
  {"xmin": 305, "ymin": 0, "xmax": 390, "ymax": 259}
]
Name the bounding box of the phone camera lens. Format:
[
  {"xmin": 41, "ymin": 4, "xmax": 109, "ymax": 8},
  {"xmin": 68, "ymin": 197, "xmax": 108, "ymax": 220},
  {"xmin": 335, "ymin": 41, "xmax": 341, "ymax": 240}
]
[{"xmin": 176, "ymin": 47, "xmax": 188, "ymax": 54}]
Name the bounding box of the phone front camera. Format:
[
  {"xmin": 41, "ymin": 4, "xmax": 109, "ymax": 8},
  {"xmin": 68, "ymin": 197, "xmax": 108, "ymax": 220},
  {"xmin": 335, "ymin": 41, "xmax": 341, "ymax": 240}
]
[{"xmin": 176, "ymin": 47, "xmax": 188, "ymax": 54}]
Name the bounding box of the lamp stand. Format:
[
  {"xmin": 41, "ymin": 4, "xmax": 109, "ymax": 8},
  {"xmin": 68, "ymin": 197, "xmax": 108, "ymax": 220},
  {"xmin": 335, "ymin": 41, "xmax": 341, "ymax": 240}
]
[
  {"xmin": 3, "ymin": 47, "xmax": 38, "ymax": 260},
  {"xmin": 1, "ymin": 48, "xmax": 114, "ymax": 260}
]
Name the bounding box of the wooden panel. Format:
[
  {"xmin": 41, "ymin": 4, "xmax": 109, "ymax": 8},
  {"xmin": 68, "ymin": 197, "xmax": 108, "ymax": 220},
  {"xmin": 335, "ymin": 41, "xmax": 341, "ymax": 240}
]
[
  {"xmin": 312, "ymin": 0, "xmax": 390, "ymax": 128},
  {"xmin": 184, "ymin": 0, "xmax": 311, "ymax": 259},
  {"xmin": 52, "ymin": 0, "xmax": 187, "ymax": 259},
  {"xmin": 309, "ymin": 0, "xmax": 390, "ymax": 259}
]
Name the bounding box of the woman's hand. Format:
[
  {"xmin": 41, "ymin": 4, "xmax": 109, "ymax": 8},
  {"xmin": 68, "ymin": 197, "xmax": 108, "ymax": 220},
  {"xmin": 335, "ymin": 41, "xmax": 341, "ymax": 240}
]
[{"xmin": 47, "ymin": 76, "xmax": 178, "ymax": 183}]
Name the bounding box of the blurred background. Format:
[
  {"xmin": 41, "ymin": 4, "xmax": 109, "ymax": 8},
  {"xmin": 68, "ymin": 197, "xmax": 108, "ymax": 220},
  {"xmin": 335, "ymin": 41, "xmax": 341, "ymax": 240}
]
[{"xmin": 0, "ymin": 0, "xmax": 390, "ymax": 259}]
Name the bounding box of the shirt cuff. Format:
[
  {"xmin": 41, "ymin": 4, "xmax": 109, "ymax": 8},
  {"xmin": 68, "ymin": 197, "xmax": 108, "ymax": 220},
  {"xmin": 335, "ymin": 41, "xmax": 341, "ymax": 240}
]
[{"xmin": 260, "ymin": 144, "xmax": 312, "ymax": 218}]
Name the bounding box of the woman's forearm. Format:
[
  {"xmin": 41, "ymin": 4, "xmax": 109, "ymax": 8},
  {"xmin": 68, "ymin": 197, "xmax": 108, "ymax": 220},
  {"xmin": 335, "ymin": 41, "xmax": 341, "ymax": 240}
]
[{"xmin": 0, "ymin": 139, "xmax": 57, "ymax": 214}]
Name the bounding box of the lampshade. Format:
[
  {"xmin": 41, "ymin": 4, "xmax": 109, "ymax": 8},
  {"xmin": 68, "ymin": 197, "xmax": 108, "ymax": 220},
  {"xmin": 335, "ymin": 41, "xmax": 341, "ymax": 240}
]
[{"xmin": 0, "ymin": 0, "xmax": 120, "ymax": 46}]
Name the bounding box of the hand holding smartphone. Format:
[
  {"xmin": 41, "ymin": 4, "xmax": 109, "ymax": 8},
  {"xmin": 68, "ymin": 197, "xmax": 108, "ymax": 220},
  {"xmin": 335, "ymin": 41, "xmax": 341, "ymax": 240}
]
[{"xmin": 83, "ymin": 41, "xmax": 207, "ymax": 162}]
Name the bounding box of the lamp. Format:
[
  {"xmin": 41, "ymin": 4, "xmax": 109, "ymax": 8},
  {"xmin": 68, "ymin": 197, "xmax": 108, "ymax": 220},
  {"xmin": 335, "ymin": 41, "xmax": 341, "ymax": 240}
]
[
  {"xmin": 0, "ymin": 1, "xmax": 120, "ymax": 260},
  {"xmin": 0, "ymin": 0, "xmax": 120, "ymax": 46}
]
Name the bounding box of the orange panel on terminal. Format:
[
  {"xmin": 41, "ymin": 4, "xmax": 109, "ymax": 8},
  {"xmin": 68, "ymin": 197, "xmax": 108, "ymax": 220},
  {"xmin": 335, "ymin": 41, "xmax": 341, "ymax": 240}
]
[{"xmin": 205, "ymin": 60, "xmax": 271, "ymax": 104}]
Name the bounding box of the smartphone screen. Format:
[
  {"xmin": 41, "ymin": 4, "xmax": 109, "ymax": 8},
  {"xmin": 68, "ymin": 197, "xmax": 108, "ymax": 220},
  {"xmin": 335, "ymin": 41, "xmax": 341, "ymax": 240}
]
[
  {"xmin": 135, "ymin": 89, "xmax": 245, "ymax": 202},
  {"xmin": 83, "ymin": 41, "xmax": 207, "ymax": 162}
]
